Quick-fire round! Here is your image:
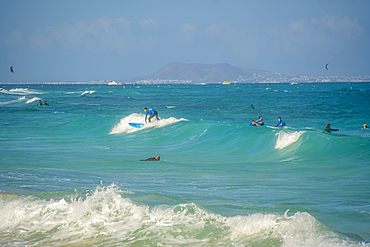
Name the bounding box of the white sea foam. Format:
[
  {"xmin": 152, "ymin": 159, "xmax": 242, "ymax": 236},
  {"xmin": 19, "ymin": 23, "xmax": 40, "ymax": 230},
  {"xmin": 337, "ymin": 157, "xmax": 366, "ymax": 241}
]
[
  {"xmin": 81, "ymin": 90, "xmax": 96, "ymax": 95},
  {"xmin": 0, "ymin": 88, "xmax": 44, "ymax": 95},
  {"xmin": 110, "ymin": 113, "xmax": 188, "ymax": 134},
  {"xmin": 0, "ymin": 96, "xmax": 26, "ymax": 105},
  {"xmin": 26, "ymin": 97, "xmax": 42, "ymax": 104},
  {"xmin": 0, "ymin": 185, "xmax": 363, "ymax": 246},
  {"xmin": 275, "ymin": 131, "xmax": 305, "ymax": 149}
]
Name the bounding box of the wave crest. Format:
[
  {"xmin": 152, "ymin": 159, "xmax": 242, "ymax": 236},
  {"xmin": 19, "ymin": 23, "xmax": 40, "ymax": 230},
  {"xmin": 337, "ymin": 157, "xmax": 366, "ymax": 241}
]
[
  {"xmin": 110, "ymin": 113, "xmax": 187, "ymax": 134},
  {"xmin": 0, "ymin": 184, "xmax": 363, "ymax": 246},
  {"xmin": 275, "ymin": 131, "xmax": 305, "ymax": 149},
  {"xmin": 0, "ymin": 88, "xmax": 44, "ymax": 95}
]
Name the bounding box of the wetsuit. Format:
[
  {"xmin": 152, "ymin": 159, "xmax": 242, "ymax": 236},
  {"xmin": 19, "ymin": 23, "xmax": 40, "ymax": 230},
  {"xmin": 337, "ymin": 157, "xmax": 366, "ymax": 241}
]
[
  {"xmin": 324, "ymin": 127, "xmax": 339, "ymax": 133},
  {"xmin": 256, "ymin": 120, "xmax": 264, "ymax": 126},
  {"xmin": 145, "ymin": 109, "xmax": 159, "ymax": 122},
  {"xmin": 276, "ymin": 120, "xmax": 286, "ymax": 127},
  {"xmin": 140, "ymin": 157, "xmax": 159, "ymax": 161}
]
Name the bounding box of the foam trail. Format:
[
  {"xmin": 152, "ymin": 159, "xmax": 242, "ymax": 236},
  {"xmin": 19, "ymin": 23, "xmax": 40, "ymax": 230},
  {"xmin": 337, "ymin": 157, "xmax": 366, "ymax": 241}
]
[
  {"xmin": 26, "ymin": 97, "xmax": 42, "ymax": 104},
  {"xmin": 81, "ymin": 90, "xmax": 96, "ymax": 95},
  {"xmin": 275, "ymin": 131, "xmax": 304, "ymax": 149},
  {"xmin": 0, "ymin": 88, "xmax": 44, "ymax": 95},
  {"xmin": 0, "ymin": 96, "xmax": 26, "ymax": 105},
  {"xmin": 110, "ymin": 113, "xmax": 187, "ymax": 134}
]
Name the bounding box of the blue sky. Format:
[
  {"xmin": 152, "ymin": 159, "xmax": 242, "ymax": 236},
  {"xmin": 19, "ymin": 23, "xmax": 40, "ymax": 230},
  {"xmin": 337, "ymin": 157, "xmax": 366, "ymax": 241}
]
[{"xmin": 1, "ymin": 0, "xmax": 369, "ymax": 82}]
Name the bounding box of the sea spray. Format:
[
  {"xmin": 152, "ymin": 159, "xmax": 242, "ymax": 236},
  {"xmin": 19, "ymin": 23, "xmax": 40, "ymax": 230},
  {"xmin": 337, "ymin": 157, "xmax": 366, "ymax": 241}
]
[{"xmin": 0, "ymin": 185, "xmax": 365, "ymax": 246}]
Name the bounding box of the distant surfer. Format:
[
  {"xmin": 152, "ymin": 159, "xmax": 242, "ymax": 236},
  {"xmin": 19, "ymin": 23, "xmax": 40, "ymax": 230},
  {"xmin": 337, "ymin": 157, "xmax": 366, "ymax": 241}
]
[
  {"xmin": 144, "ymin": 108, "xmax": 159, "ymax": 123},
  {"xmin": 276, "ymin": 117, "xmax": 286, "ymax": 127},
  {"xmin": 250, "ymin": 104, "xmax": 254, "ymax": 109},
  {"xmin": 256, "ymin": 116, "xmax": 264, "ymax": 126},
  {"xmin": 249, "ymin": 120, "xmax": 259, "ymax": 126},
  {"xmin": 140, "ymin": 156, "xmax": 160, "ymax": 161},
  {"xmin": 37, "ymin": 100, "xmax": 42, "ymax": 106},
  {"xmin": 362, "ymin": 124, "xmax": 369, "ymax": 129},
  {"xmin": 44, "ymin": 100, "xmax": 49, "ymax": 106},
  {"xmin": 324, "ymin": 123, "xmax": 340, "ymax": 133}
]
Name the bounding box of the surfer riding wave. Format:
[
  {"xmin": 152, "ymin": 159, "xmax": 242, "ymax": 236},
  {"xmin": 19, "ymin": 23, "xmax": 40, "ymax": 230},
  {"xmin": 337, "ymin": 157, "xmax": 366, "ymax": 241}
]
[{"xmin": 144, "ymin": 108, "xmax": 159, "ymax": 123}]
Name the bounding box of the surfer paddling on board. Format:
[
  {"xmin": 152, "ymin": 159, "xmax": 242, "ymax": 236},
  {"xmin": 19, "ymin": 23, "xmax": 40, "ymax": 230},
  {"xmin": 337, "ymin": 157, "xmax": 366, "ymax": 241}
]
[
  {"xmin": 324, "ymin": 123, "xmax": 341, "ymax": 133},
  {"xmin": 144, "ymin": 108, "xmax": 159, "ymax": 123},
  {"xmin": 140, "ymin": 156, "xmax": 160, "ymax": 161},
  {"xmin": 276, "ymin": 117, "xmax": 286, "ymax": 127}
]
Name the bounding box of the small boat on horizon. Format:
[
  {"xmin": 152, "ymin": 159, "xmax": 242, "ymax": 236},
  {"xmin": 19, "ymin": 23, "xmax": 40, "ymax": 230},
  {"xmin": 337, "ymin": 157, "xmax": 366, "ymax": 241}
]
[{"xmin": 108, "ymin": 81, "xmax": 123, "ymax": 85}]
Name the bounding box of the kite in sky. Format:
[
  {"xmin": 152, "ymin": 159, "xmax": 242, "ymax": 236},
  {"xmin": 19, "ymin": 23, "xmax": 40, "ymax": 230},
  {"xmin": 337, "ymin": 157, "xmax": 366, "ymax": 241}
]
[
  {"xmin": 10, "ymin": 65, "xmax": 15, "ymax": 73},
  {"xmin": 325, "ymin": 63, "xmax": 330, "ymax": 70}
]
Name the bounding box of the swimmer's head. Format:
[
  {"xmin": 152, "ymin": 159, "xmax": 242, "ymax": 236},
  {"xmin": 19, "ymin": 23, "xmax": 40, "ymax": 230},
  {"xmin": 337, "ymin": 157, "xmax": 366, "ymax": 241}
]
[
  {"xmin": 155, "ymin": 156, "xmax": 160, "ymax": 161},
  {"xmin": 364, "ymin": 124, "xmax": 367, "ymax": 127},
  {"xmin": 144, "ymin": 108, "xmax": 147, "ymax": 112},
  {"xmin": 326, "ymin": 123, "xmax": 330, "ymax": 128}
]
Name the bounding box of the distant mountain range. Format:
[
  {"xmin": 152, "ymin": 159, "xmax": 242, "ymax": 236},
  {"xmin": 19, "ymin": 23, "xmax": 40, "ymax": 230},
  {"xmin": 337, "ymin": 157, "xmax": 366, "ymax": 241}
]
[
  {"xmin": 127, "ymin": 62, "xmax": 270, "ymax": 82},
  {"xmin": 4, "ymin": 62, "xmax": 369, "ymax": 84}
]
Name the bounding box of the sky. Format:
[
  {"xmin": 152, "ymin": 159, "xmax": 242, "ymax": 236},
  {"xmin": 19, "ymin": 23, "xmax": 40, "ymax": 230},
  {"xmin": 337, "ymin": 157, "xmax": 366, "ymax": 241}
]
[{"xmin": 1, "ymin": 0, "xmax": 370, "ymax": 82}]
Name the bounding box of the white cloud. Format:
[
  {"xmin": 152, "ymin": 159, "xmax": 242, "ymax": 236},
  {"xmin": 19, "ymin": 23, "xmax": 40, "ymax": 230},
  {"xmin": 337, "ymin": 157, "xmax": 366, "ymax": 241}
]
[
  {"xmin": 138, "ymin": 19, "xmax": 160, "ymax": 30},
  {"xmin": 177, "ymin": 23, "xmax": 198, "ymax": 44}
]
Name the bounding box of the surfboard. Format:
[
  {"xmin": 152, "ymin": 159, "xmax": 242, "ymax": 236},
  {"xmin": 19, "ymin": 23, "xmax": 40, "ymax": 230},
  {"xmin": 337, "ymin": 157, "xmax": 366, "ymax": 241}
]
[{"xmin": 129, "ymin": 123, "xmax": 144, "ymax": 128}]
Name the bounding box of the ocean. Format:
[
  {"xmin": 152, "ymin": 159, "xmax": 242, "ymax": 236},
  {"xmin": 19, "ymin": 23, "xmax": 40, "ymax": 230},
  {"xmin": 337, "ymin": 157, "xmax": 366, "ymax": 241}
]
[{"xmin": 0, "ymin": 83, "xmax": 369, "ymax": 246}]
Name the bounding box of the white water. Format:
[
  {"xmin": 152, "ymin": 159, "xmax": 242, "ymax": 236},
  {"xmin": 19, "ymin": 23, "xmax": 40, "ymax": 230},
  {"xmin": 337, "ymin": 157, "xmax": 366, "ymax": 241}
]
[
  {"xmin": 110, "ymin": 113, "xmax": 188, "ymax": 134},
  {"xmin": 0, "ymin": 185, "xmax": 363, "ymax": 246},
  {"xmin": 275, "ymin": 131, "xmax": 305, "ymax": 149}
]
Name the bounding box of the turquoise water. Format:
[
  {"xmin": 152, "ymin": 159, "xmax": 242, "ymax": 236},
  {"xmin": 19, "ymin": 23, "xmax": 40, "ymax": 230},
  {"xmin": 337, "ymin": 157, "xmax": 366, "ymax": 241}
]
[{"xmin": 0, "ymin": 83, "xmax": 369, "ymax": 246}]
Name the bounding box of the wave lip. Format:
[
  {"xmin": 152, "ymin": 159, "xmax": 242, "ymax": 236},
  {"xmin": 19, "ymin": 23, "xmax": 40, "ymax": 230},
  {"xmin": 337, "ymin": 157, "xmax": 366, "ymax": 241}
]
[
  {"xmin": 275, "ymin": 131, "xmax": 305, "ymax": 149},
  {"xmin": 26, "ymin": 97, "xmax": 42, "ymax": 104},
  {"xmin": 110, "ymin": 113, "xmax": 187, "ymax": 134}
]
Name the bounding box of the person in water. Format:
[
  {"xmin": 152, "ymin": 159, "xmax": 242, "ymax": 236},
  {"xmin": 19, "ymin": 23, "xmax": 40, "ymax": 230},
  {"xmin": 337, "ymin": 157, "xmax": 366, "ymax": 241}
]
[
  {"xmin": 362, "ymin": 124, "xmax": 369, "ymax": 129},
  {"xmin": 144, "ymin": 108, "xmax": 159, "ymax": 123},
  {"xmin": 250, "ymin": 104, "xmax": 254, "ymax": 109},
  {"xmin": 276, "ymin": 117, "xmax": 286, "ymax": 127},
  {"xmin": 324, "ymin": 123, "xmax": 341, "ymax": 133},
  {"xmin": 37, "ymin": 100, "xmax": 42, "ymax": 106},
  {"xmin": 256, "ymin": 116, "xmax": 264, "ymax": 126},
  {"xmin": 249, "ymin": 120, "xmax": 259, "ymax": 126},
  {"xmin": 140, "ymin": 156, "xmax": 160, "ymax": 161},
  {"xmin": 44, "ymin": 100, "xmax": 49, "ymax": 106}
]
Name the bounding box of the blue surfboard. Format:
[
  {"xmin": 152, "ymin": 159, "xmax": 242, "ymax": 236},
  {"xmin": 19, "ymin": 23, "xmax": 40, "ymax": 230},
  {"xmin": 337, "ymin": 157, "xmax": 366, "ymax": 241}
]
[{"xmin": 129, "ymin": 123, "xmax": 144, "ymax": 128}]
